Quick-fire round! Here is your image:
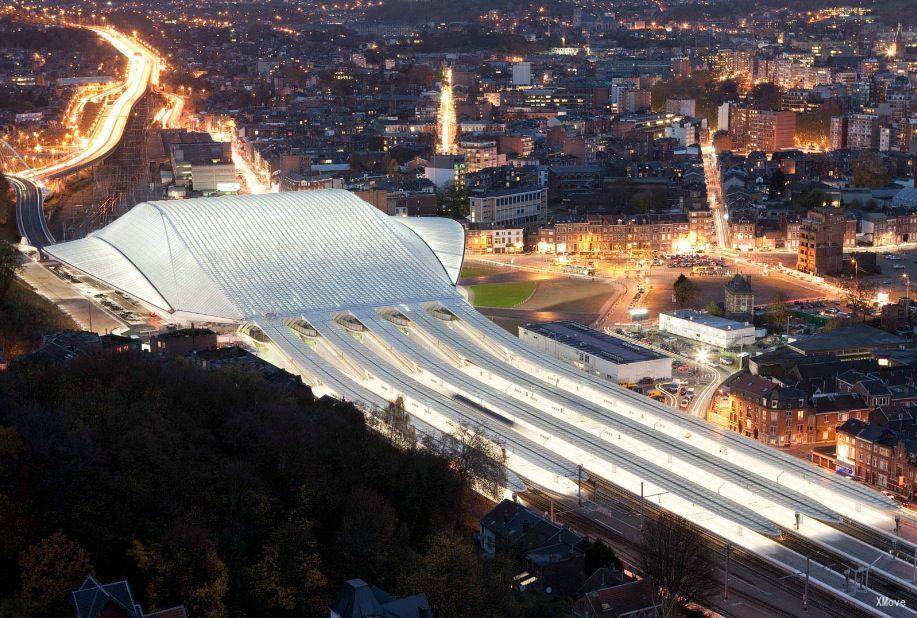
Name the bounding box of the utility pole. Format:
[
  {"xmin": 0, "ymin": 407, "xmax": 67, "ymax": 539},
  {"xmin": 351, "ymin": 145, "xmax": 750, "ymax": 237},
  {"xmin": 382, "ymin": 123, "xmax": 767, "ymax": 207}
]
[
  {"xmin": 804, "ymin": 555, "xmax": 810, "ymax": 611},
  {"xmin": 577, "ymin": 464, "xmax": 583, "ymax": 506},
  {"xmin": 87, "ymin": 297, "xmax": 93, "ymax": 333},
  {"xmin": 639, "ymin": 481, "xmax": 644, "ymax": 530},
  {"xmin": 724, "ymin": 542, "xmax": 732, "ymax": 601}
]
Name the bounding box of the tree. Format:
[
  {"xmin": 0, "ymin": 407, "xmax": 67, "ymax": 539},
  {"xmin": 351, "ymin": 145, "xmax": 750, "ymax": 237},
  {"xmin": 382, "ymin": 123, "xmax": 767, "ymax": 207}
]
[
  {"xmin": 425, "ymin": 422, "xmax": 507, "ymax": 510},
  {"xmin": 248, "ymin": 513, "xmax": 327, "ymax": 613},
  {"xmin": 748, "ymin": 82, "xmax": 782, "ymax": 110},
  {"xmin": 796, "ymin": 188, "xmax": 832, "ymax": 211},
  {"xmin": 852, "ymin": 151, "xmax": 890, "ymax": 188},
  {"xmin": 705, "ymin": 300, "xmax": 724, "ymax": 316},
  {"xmin": 377, "ymin": 396, "xmax": 416, "ymax": 450},
  {"xmin": 844, "ymin": 278, "xmax": 877, "ymax": 321},
  {"xmin": 640, "ymin": 513, "xmax": 716, "ymax": 617},
  {"xmin": 402, "ymin": 530, "xmax": 489, "ymax": 618},
  {"xmin": 0, "ymin": 173, "xmax": 12, "ymax": 226},
  {"xmin": 673, "ymin": 274, "xmax": 697, "ymax": 307},
  {"xmin": 767, "ymin": 168, "xmax": 787, "ymax": 200},
  {"xmin": 436, "ymin": 185, "xmax": 468, "ymax": 220},
  {"xmin": 0, "ymin": 241, "xmax": 20, "ymax": 301},
  {"xmin": 18, "ymin": 531, "xmax": 92, "ymax": 616},
  {"xmin": 333, "ymin": 487, "xmax": 399, "ymax": 586},
  {"xmin": 130, "ymin": 522, "xmax": 229, "ymax": 617},
  {"xmin": 585, "ymin": 539, "xmax": 623, "ymax": 575},
  {"xmin": 765, "ymin": 292, "xmax": 791, "ymax": 334}
]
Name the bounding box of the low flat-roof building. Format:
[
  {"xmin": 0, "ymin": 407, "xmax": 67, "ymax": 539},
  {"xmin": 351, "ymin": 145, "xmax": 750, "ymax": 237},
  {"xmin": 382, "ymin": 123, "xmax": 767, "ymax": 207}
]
[
  {"xmin": 519, "ymin": 321, "xmax": 671, "ymax": 384},
  {"xmin": 658, "ymin": 310, "xmax": 758, "ymax": 349},
  {"xmin": 788, "ymin": 323, "xmax": 908, "ymax": 359}
]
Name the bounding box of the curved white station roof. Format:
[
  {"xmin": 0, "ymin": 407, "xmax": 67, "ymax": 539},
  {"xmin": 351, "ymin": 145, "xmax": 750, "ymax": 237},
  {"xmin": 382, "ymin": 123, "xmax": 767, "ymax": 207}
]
[{"xmin": 46, "ymin": 190, "xmax": 465, "ymax": 321}]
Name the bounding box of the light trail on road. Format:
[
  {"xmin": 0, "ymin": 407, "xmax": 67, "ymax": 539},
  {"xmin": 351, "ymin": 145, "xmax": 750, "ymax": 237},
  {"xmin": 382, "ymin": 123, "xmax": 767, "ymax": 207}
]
[{"xmin": 28, "ymin": 27, "xmax": 160, "ymax": 181}]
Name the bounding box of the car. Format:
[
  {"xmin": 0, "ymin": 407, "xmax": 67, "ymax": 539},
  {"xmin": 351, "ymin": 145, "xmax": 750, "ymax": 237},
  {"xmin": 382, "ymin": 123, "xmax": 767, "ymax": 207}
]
[{"xmin": 894, "ymin": 264, "xmax": 906, "ymax": 269}]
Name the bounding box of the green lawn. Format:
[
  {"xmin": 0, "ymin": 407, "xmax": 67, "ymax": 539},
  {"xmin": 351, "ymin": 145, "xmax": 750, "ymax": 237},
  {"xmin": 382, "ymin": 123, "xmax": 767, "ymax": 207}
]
[
  {"xmin": 459, "ymin": 264, "xmax": 500, "ymax": 279},
  {"xmin": 469, "ymin": 281, "xmax": 536, "ymax": 308}
]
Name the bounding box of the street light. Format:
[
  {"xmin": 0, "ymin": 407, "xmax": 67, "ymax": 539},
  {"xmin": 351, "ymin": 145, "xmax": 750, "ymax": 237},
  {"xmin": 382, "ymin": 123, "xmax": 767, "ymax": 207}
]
[{"xmin": 903, "ymin": 273, "xmax": 910, "ymax": 301}]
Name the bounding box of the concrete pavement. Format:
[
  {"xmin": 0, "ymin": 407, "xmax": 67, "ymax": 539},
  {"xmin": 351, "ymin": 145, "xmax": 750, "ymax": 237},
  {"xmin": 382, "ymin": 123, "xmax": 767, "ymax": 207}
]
[{"xmin": 18, "ymin": 262, "xmax": 124, "ymax": 334}]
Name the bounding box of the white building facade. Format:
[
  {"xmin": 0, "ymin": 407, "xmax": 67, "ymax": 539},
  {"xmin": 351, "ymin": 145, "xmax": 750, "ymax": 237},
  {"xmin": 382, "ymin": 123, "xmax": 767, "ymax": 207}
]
[{"xmin": 658, "ymin": 310, "xmax": 758, "ymax": 349}]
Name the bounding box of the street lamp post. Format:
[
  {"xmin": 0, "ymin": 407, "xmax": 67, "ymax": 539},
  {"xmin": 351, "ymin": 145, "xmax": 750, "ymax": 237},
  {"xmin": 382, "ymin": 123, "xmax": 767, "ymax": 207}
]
[{"xmin": 903, "ymin": 273, "xmax": 910, "ymax": 301}]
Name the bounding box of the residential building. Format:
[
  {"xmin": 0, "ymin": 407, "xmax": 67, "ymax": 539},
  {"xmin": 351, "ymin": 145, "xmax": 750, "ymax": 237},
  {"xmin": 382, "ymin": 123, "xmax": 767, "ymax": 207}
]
[
  {"xmin": 329, "ymin": 579, "xmax": 431, "ymax": 618},
  {"xmin": 465, "ymin": 227, "xmax": 525, "ymax": 253},
  {"xmin": 723, "ymin": 373, "xmax": 808, "ymax": 446},
  {"xmin": 73, "ymin": 575, "xmax": 186, "ymax": 618},
  {"xmin": 572, "ymin": 571, "xmax": 659, "ymax": 618},
  {"xmin": 552, "ymin": 214, "xmax": 693, "ymax": 255},
  {"xmin": 458, "ymin": 139, "xmax": 507, "ymax": 173},
  {"xmin": 846, "ymin": 114, "xmax": 880, "ymax": 150},
  {"xmin": 665, "ymin": 97, "xmax": 696, "ymax": 117},
  {"xmin": 796, "ymin": 208, "xmax": 846, "ymax": 275},
  {"xmin": 469, "ymin": 185, "xmax": 547, "ymax": 226},
  {"xmin": 829, "ymin": 116, "xmax": 848, "ymax": 150},
  {"xmin": 728, "ymin": 106, "xmax": 796, "ymax": 152},
  {"xmin": 424, "ymin": 154, "xmax": 466, "ymax": 189},
  {"xmin": 150, "ymin": 328, "xmax": 218, "ymax": 357},
  {"xmin": 619, "ymin": 89, "xmax": 652, "ymax": 114},
  {"xmin": 479, "ymin": 499, "xmax": 590, "ymax": 597}
]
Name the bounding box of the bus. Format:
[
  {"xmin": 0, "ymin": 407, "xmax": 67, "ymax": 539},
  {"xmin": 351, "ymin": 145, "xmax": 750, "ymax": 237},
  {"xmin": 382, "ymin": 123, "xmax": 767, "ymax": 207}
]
[{"xmin": 561, "ymin": 264, "xmax": 596, "ymax": 276}]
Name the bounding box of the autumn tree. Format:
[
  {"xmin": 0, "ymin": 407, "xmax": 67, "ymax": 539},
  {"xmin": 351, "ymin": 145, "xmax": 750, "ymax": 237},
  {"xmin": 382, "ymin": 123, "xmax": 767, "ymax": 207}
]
[
  {"xmin": 18, "ymin": 531, "xmax": 92, "ymax": 616},
  {"xmin": 673, "ymin": 274, "xmax": 697, "ymax": 307},
  {"xmin": 248, "ymin": 507, "xmax": 327, "ymax": 613},
  {"xmin": 130, "ymin": 522, "xmax": 228, "ymax": 617},
  {"xmin": 852, "ymin": 150, "xmax": 891, "ymax": 188},
  {"xmin": 402, "ymin": 530, "xmax": 490, "ymax": 618},
  {"xmin": 640, "ymin": 513, "xmax": 716, "ymax": 617},
  {"xmin": 765, "ymin": 291, "xmax": 791, "ymax": 334}
]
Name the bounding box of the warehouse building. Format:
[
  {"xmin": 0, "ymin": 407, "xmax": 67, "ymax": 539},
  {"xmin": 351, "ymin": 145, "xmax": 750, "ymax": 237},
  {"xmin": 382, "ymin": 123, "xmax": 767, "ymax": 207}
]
[
  {"xmin": 658, "ymin": 310, "xmax": 760, "ymax": 350},
  {"xmin": 518, "ymin": 321, "xmax": 671, "ymax": 384}
]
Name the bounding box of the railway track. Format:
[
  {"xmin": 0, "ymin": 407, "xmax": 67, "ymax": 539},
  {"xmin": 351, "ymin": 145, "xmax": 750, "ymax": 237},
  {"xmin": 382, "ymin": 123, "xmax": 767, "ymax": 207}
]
[{"xmin": 521, "ymin": 478, "xmax": 875, "ymax": 617}]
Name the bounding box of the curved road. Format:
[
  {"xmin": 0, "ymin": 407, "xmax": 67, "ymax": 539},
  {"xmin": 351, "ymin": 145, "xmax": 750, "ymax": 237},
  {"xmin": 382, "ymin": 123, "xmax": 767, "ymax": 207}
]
[
  {"xmin": 11, "ymin": 26, "xmax": 161, "ymax": 248},
  {"xmin": 10, "ymin": 176, "xmax": 54, "ymax": 248}
]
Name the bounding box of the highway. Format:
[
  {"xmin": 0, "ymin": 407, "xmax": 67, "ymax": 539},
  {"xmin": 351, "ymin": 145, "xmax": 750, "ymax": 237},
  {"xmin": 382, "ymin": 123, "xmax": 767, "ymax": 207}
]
[
  {"xmin": 10, "ymin": 26, "xmax": 162, "ymax": 248},
  {"xmin": 9, "ymin": 175, "xmax": 54, "ymax": 247}
]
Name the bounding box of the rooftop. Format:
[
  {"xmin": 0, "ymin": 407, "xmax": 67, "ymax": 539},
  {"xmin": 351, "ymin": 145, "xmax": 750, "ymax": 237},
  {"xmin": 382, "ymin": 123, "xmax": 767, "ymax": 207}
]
[
  {"xmin": 520, "ymin": 321, "xmax": 666, "ymax": 365},
  {"xmin": 664, "ymin": 309, "xmax": 752, "ymax": 331},
  {"xmin": 789, "ymin": 324, "xmax": 906, "ymax": 355}
]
